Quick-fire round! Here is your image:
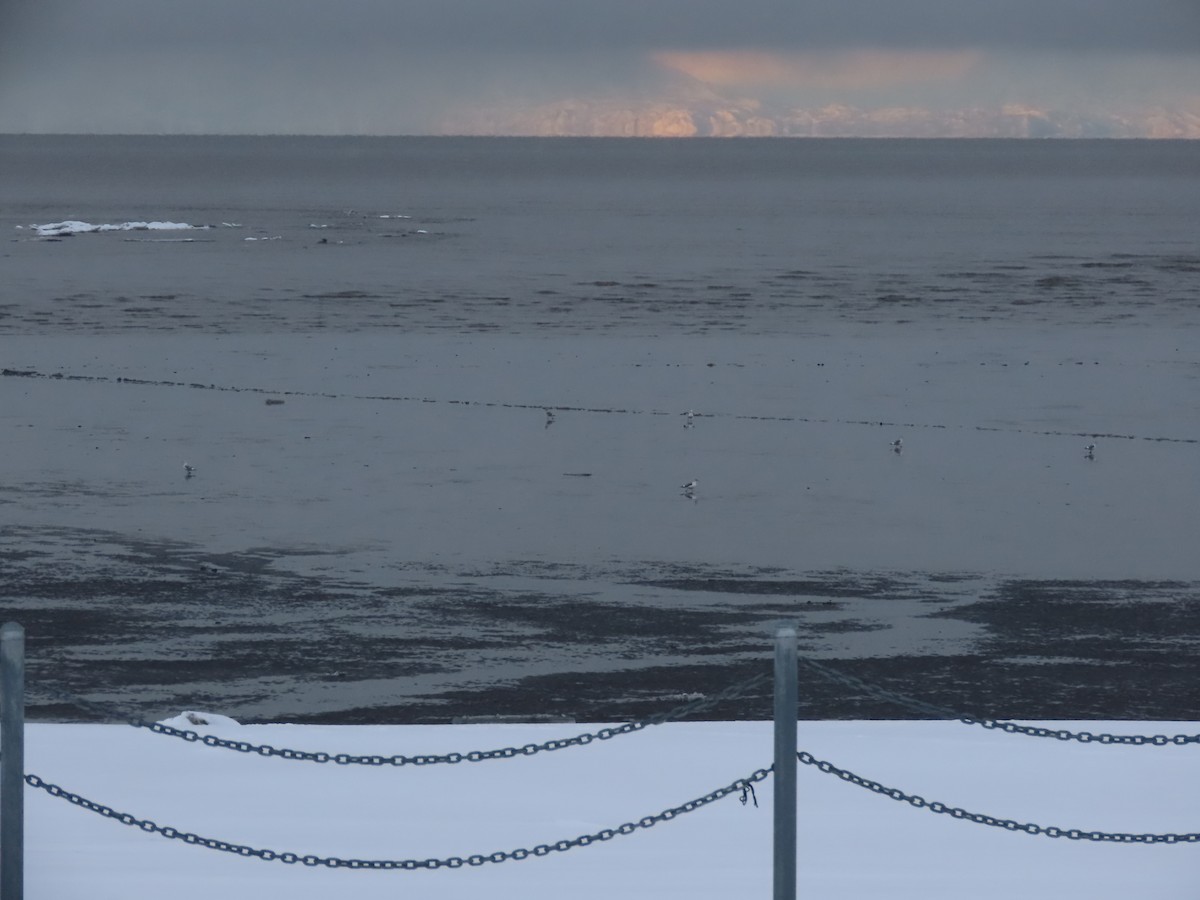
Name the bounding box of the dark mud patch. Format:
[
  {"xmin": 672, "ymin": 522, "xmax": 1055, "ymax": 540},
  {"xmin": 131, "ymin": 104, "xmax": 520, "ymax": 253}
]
[
  {"xmin": 938, "ymin": 579, "xmax": 1200, "ymax": 660},
  {"xmin": 438, "ymin": 594, "xmax": 764, "ymax": 646},
  {"xmin": 798, "ymin": 653, "xmax": 1200, "ymax": 722},
  {"xmin": 636, "ymin": 573, "xmax": 930, "ymax": 601},
  {"xmin": 4, "ymin": 526, "xmax": 1199, "ymax": 724},
  {"xmin": 290, "ymin": 660, "xmax": 774, "ymax": 725},
  {"xmin": 914, "ymin": 579, "xmax": 1200, "ymax": 720}
]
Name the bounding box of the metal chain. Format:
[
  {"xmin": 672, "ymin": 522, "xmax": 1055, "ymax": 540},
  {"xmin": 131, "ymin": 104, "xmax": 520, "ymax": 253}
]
[
  {"xmin": 962, "ymin": 717, "xmax": 1200, "ymax": 746},
  {"xmin": 24, "ymin": 765, "xmax": 772, "ymax": 868},
  {"xmin": 797, "ymin": 656, "xmax": 1200, "ymax": 747},
  {"xmin": 796, "ymin": 750, "xmax": 1200, "ymax": 843},
  {"xmin": 36, "ymin": 670, "xmax": 772, "ymax": 766}
]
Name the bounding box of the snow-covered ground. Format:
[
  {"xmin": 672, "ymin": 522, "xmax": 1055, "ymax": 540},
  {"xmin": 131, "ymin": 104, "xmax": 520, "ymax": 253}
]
[{"xmin": 15, "ymin": 715, "xmax": 1200, "ymax": 898}]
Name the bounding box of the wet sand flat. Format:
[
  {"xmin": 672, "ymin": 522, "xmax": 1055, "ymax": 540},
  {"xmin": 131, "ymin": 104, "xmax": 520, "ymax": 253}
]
[{"xmin": 3, "ymin": 327, "xmax": 1198, "ymax": 724}]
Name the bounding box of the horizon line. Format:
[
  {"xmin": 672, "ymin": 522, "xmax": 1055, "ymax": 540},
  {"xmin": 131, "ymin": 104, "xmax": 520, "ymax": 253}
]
[{"xmin": 1, "ymin": 131, "xmax": 1195, "ymax": 140}]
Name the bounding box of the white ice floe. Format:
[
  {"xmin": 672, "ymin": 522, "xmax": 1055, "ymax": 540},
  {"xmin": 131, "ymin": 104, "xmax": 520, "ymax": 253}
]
[{"xmin": 27, "ymin": 221, "xmax": 205, "ymax": 237}]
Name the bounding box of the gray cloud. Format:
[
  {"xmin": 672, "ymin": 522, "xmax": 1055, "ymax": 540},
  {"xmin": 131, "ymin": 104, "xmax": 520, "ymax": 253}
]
[
  {"xmin": 2, "ymin": 0, "xmax": 1198, "ymax": 134},
  {"xmin": 7, "ymin": 0, "xmax": 1200, "ymax": 54}
]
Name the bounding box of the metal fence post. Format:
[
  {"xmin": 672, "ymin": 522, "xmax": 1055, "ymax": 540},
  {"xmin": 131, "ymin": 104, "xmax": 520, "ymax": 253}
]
[
  {"xmin": 773, "ymin": 627, "xmax": 797, "ymax": 900},
  {"xmin": 1, "ymin": 622, "xmax": 25, "ymax": 900}
]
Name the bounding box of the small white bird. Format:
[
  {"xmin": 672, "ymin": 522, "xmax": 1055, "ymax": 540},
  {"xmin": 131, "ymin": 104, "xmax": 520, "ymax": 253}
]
[
  {"xmin": 680, "ymin": 479, "xmax": 698, "ymax": 492},
  {"xmin": 682, "ymin": 409, "xmax": 695, "ymax": 428},
  {"xmin": 1084, "ymin": 443, "xmax": 1096, "ymax": 459},
  {"xmin": 183, "ymin": 462, "xmax": 196, "ymax": 478}
]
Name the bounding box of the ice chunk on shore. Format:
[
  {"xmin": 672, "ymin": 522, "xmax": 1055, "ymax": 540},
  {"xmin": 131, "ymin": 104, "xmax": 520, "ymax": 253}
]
[
  {"xmin": 157, "ymin": 710, "xmax": 242, "ymax": 730},
  {"xmin": 28, "ymin": 221, "xmax": 205, "ymax": 237}
]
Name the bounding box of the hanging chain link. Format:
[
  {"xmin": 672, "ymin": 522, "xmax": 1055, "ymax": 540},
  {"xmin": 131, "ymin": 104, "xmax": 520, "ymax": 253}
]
[
  {"xmin": 964, "ymin": 717, "xmax": 1200, "ymax": 746},
  {"xmin": 796, "ymin": 751, "xmax": 1200, "ymax": 843},
  {"xmin": 36, "ymin": 670, "xmax": 771, "ymax": 766},
  {"xmin": 18, "ymin": 659, "xmax": 1200, "ymax": 859},
  {"xmin": 797, "ymin": 656, "xmax": 1200, "ymax": 747},
  {"xmin": 23, "ymin": 765, "xmax": 772, "ymax": 869}
]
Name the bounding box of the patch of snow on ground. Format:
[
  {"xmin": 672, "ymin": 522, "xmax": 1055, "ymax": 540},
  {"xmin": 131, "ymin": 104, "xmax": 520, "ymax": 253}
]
[{"xmin": 19, "ymin": 718, "xmax": 1200, "ymax": 899}]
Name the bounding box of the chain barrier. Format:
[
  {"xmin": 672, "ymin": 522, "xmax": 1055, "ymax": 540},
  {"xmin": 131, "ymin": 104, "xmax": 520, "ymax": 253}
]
[
  {"xmin": 795, "ymin": 750, "xmax": 1200, "ymax": 843},
  {"xmin": 797, "ymin": 656, "xmax": 1200, "ymax": 747},
  {"xmin": 35, "ymin": 670, "xmax": 772, "ymax": 767},
  {"xmin": 17, "ymin": 667, "xmax": 1200, "ymax": 863},
  {"xmin": 23, "ymin": 765, "xmax": 772, "ymax": 869}
]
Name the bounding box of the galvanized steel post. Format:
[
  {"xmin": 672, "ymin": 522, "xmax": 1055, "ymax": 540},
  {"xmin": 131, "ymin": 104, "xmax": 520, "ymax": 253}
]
[
  {"xmin": 1, "ymin": 622, "xmax": 24, "ymax": 900},
  {"xmin": 773, "ymin": 627, "xmax": 797, "ymax": 900}
]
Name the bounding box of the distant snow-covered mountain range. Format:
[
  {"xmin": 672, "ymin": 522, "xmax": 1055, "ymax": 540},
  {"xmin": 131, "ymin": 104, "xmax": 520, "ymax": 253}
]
[{"xmin": 439, "ymin": 68, "xmax": 1200, "ymax": 138}]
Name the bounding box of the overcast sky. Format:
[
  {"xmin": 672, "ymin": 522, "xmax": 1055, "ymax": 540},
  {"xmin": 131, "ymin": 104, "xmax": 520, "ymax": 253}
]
[{"xmin": 2, "ymin": 0, "xmax": 1198, "ymax": 133}]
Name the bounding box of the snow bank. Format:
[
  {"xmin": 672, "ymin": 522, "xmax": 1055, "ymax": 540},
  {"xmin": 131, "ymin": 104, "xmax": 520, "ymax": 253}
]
[{"xmin": 21, "ymin": 718, "xmax": 1200, "ymax": 899}]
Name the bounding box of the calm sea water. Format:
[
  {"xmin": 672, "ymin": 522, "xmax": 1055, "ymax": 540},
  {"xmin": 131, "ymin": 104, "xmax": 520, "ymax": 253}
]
[
  {"xmin": 2, "ymin": 136, "xmax": 1199, "ymax": 723},
  {"xmin": 3, "ymin": 135, "xmax": 1199, "ymax": 334}
]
